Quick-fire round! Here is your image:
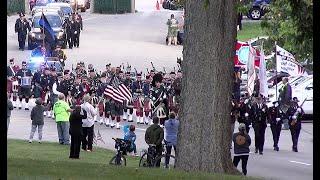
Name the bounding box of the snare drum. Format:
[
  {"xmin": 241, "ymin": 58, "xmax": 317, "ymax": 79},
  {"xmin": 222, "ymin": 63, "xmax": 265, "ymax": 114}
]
[{"xmin": 21, "ymin": 77, "xmax": 32, "ymax": 86}]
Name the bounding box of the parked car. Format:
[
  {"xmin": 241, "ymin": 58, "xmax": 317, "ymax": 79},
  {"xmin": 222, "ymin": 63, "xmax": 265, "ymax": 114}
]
[
  {"xmin": 28, "ymin": 11, "xmax": 67, "ymax": 50},
  {"xmin": 248, "ymin": 0, "xmax": 271, "ymax": 20},
  {"xmin": 46, "ymin": 2, "xmax": 73, "ymax": 17}
]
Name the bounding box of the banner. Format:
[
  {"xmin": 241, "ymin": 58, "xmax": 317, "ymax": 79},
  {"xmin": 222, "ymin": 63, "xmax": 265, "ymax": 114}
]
[
  {"xmin": 235, "ymin": 41, "xmax": 260, "ymax": 68},
  {"xmin": 258, "ymin": 47, "xmax": 268, "ymax": 98},
  {"xmin": 276, "ymin": 45, "xmax": 305, "ymax": 76},
  {"xmin": 247, "ymin": 45, "xmax": 256, "ymax": 96}
]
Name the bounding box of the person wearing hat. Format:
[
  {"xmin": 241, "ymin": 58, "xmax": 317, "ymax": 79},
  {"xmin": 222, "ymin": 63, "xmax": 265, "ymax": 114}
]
[
  {"xmin": 287, "ymin": 97, "xmax": 304, "ymax": 152},
  {"xmin": 150, "ymin": 73, "xmax": 168, "ymax": 126},
  {"xmin": 232, "ymin": 123, "xmax": 251, "ymax": 176},
  {"xmin": 238, "ymin": 97, "xmax": 253, "ymax": 134},
  {"xmin": 70, "ymin": 76, "xmax": 85, "ymax": 107},
  {"xmin": 39, "ymin": 67, "xmax": 52, "ymax": 116},
  {"xmin": 16, "ymin": 61, "xmax": 33, "ymax": 110},
  {"xmin": 252, "ymin": 95, "xmax": 268, "ymax": 155},
  {"xmin": 278, "ymin": 77, "xmax": 292, "ymax": 113},
  {"xmin": 62, "ymin": 15, "xmax": 73, "ymax": 49},
  {"xmin": 15, "ymin": 12, "xmax": 31, "ymax": 50},
  {"xmin": 52, "ymin": 45, "xmax": 67, "ymax": 67},
  {"xmin": 29, "ymin": 98, "xmax": 45, "ymax": 143},
  {"xmin": 7, "ymin": 58, "xmax": 21, "ymax": 108},
  {"xmin": 132, "ymin": 72, "xmax": 144, "ymax": 124},
  {"xmin": 72, "ymin": 15, "xmax": 82, "ymax": 48},
  {"xmin": 268, "ymin": 101, "xmax": 283, "ymax": 151},
  {"xmin": 142, "ymin": 75, "xmax": 152, "ymax": 125}
]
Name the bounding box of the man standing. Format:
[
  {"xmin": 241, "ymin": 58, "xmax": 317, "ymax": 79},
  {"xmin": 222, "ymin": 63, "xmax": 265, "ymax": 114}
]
[
  {"xmin": 15, "ymin": 13, "xmax": 31, "ymax": 50},
  {"xmin": 252, "ymin": 96, "xmax": 268, "ymax": 155},
  {"xmin": 81, "ymin": 95, "xmax": 97, "ymax": 152},
  {"xmin": 7, "ymin": 58, "xmax": 20, "ymax": 108},
  {"xmin": 145, "ymin": 117, "xmax": 164, "ymax": 167},
  {"xmin": 16, "ymin": 61, "xmax": 33, "ymax": 110},
  {"xmin": 164, "ymin": 112, "xmax": 179, "ymax": 168},
  {"xmin": 278, "ymin": 77, "xmax": 292, "ymax": 129},
  {"xmin": 166, "ymin": 14, "xmax": 179, "ymax": 46},
  {"xmin": 72, "ymin": 17, "xmax": 81, "ymax": 48},
  {"xmin": 53, "ymin": 93, "xmax": 73, "ymax": 145},
  {"xmin": 287, "ymin": 97, "xmax": 303, "ymax": 152},
  {"xmin": 268, "ymin": 101, "xmax": 283, "ymax": 151},
  {"xmin": 52, "ymin": 45, "xmax": 67, "ymax": 68},
  {"xmin": 63, "ymin": 17, "xmax": 73, "ymax": 49},
  {"xmin": 132, "ymin": 73, "xmax": 144, "ymax": 124}
]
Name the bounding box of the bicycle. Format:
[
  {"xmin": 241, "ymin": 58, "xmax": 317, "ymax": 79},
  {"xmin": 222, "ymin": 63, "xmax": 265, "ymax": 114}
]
[
  {"xmin": 109, "ymin": 138, "xmax": 131, "ymax": 166},
  {"xmin": 139, "ymin": 140, "xmax": 176, "ymax": 169}
]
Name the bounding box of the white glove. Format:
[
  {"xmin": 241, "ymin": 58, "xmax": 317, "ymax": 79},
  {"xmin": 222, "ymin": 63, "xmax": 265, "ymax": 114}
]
[
  {"xmin": 163, "ymin": 94, "xmax": 167, "ymax": 99},
  {"xmin": 274, "ymin": 102, "xmax": 279, "ymax": 107},
  {"xmin": 245, "ymin": 113, "xmax": 249, "ymax": 117},
  {"xmin": 17, "ymin": 76, "xmax": 21, "ymax": 79},
  {"xmin": 297, "ymin": 108, "xmax": 301, "ymax": 113},
  {"xmin": 244, "ymin": 99, "xmax": 249, "ymax": 104},
  {"xmin": 74, "ymin": 31, "xmax": 77, "ymax": 34},
  {"xmin": 276, "ymin": 118, "xmax": 281, "ymax": 122},
  {"xmin": 292, "ymin": 116, "xmax": 297, "ymax": 120},
  {"xmin": 152, "ymin": 97, "xmax": 156, "ymax": 101},
  {"xmin": 262, "ymin": 108, "xmax": 265, "ymax": 112}
]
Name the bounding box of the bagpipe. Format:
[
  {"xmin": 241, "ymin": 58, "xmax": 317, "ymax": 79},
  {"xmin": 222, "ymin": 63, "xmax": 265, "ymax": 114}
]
[{"xmin": 151, "ymin": 91, "xmax": 167, "ymax": 119}]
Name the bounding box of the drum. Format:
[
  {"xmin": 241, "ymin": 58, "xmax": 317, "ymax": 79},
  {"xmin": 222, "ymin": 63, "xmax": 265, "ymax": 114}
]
[
  {"xmin": 12, "ymin": 80, "xmax": 19, "ymax": 92},
  {"xmin": 21, "ymin": 77, "xmax": 32, "ymax": 86}
]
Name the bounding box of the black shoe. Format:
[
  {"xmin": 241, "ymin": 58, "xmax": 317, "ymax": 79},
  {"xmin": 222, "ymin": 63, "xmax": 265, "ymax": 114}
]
[
  {"xmin": 259, "ymin": 152, "xmax": 263, "ymax": 155},
  {"xmin": 293, "ymin": 148, "xmax": 298, "ymax": 152},
  {"xmin": 123, "ymin": 119, "xmax": 127, "ymax": 121},
  {"xmin": 255, "ymin": 149, "xmax": 258, "ymax": 153},
  {"xmin": 275, "ymin": 147, "xmax": 279, "ymax": 151},
  {"xmin": 25, "ymin": 108, "xmax": 29, "ymax": 111},
  {"xmin": 19, "ymin": 107, "xmax": 22, "ymax": 110},
  {"xmin": 273, "ymin": 147, "xmax": 277, "ymax": 151}
]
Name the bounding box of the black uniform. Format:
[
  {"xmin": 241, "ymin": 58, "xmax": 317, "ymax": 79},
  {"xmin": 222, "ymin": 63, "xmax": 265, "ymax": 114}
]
[
  {"xmin": 52, "ymin": 49, "xmax": 67, "ymax": 67},
  {"xmin": 252, "ymin": 103, "xmax": 268, "ymax": 154},
  {"xmin": 268, "ymin": 104, "xmax": 283, "ymax": 151},
  {"xmin": 238, "ymin": 100, "xmax": 253, "ymax": 133},
  {"xmin": 31, "ymin": 70, "xmax": 42, "ymax": 99},
  {"xmin": 72, "ymin": 21, "xmax": 81, "ymax": 47},
  {"xmin": 15, "ymin": 17, "xmax": 31, "ymax": 50},
  {"xmin": 63, "ymin": 18, "xmax": 73, "ymax": 49},
  {"xmin": 69, "ymin": 109, "xmax": 87, "ymax": 159},
  {"xmin": 150, "ymin": 85, "xmax": 168, "ymax": 125},
  {"xmin": 287, "ymin": 105, "xmax": 303, "ymax": 152}
]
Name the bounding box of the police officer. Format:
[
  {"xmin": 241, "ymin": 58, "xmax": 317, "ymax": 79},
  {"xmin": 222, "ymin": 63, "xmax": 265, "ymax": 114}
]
[
  {"xmin": 287, "ymin": 97, "xmax": 303, "ymax": 152},
  {"xmin": 71, "ymin": 76, "xmax": 85, "ymax": 106},
  {"xmin": 268, "ymin": 101, "xmax": 283, "ymax": 151},
  {"xmin": 16, "ymin": 61, "xmax": 33, "ymax": 110},
  {"xmin": 72, "ymin": 16, "xmax": 81, "ymax": 48},
  {"xmin": 15, "ymin": 13, "xmax": 31, "ymax": 50},
  {"xmin": 252, "ymin": 96, "xmax": 268, "ymax": 155},
  {"xmin": 75, "ymin": 12, "xmax": 83, "ymax": 31},
  {"xmin": 63, "ymin": 16, "xmax": 73, "ymax": 49},
  {"xmin": 238, "ymin": 97, "xmax": 253, "ymax": 134}
]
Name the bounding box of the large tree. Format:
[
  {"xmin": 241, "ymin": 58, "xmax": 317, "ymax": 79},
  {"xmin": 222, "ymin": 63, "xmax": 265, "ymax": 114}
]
[{"xmin": 175, "ymin": 0, "xmax": 239, "ymax": 174}]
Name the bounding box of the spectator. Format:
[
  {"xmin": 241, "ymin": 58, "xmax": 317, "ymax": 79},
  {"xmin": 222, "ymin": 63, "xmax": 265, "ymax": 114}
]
[
  {"xmin": 233, "ymin": 123, "xmax": 251, "ymax": 176},
  {"xmin": 29, "ymin": 98, "xmax": 45, "ymax": 143},
  {"xmin": 53, "ymin": 93, "xmax": 73, "ymax": 145},
  {"xmin": 7, "ymin": 93, "xmax": 14, "ymax": 133},
  {"xmin": 124, "ymin": 125, "xmax": 138, "ymax": 156},
  {"xmin": 81, "ymin": 95, "xmax": 97, "ymax": 152},
  {"xmin": 69, "ymin": 106, "xmax": 87, "ymax": 159},
  {"xmin": 166, "ymin": 14, "xmax": 179, "ymax": 46},
  {"xmin": 164, "ymin": 112, "xmax": 179, "ymax": 167}
]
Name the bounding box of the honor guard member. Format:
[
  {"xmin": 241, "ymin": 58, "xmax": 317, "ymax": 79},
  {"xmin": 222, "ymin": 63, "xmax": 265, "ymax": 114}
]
[
  {"xmin": 71, "ymin": 76, "xmax": 85, "ymax": 106},
  {"xmin": 88, "ymin": 69, "xmax": 99, "ymax": 95},
  {"xmin": 75, "ymin": 12, "xmax": 83, "ymax": 30},
  {"xmin": 52, "ymin": 45, "xmax": 67, "ymax": 68},
  {"xmin": 96, "ymin": 73, "xmax": 108, "ymax": 125},
  {"xmin": 268, "ymin": 101, "xmax": 283, "ymax": 151},
  {"xmin": 15, "ymin": 13, "xmax": 31, "ymax": 50},
  {"xmin": 7, "ymin": 58, "xmax": 20, "ymax": 108},
  {"xmin": 132, "ymin": 73, "xmax": 144, "ymax": 124},
  {"xmin": 60, "ymin": 70, "xmax": 73, "ymax": 98},
  {"xmin": 16, "ymin": 61, "xmax": 33, "ymax": 110},
  {"xmin": 72, "ymin": 16, "xmax": 81, "ymax": 48},
  {"xmin": 230, "ymin": 99, "xmax": 240, "ymax": 148},
  {"xmin": 63, "ymin": 16, "xmax": 73, "ymax": 49},
  {"xmin": 252, "ymin": 96, "xmax": 268, "ymax": 155},
  {"xmin": 287, "ymin": 97, "xmax": 304, "ymax": 152},
  {"xmin": 150, "ymin": 73, "xmax": 168, "ymax": 126},
  {"xmin": 238, "ymin": 97, "xmax": 253, "ymax": 134},
  {"xmin": 122, "ymin": 72, "xmax": 134, "ymax": 122},
  {"xmin": 278, "ymin": 77, "xmax": 292, "ymax": 129}
]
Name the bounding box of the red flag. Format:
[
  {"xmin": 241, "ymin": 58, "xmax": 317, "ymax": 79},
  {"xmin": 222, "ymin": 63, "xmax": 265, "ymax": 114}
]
[{"xmin": 234, "ymin": 41, "xmax": 260, "ymax": 68}]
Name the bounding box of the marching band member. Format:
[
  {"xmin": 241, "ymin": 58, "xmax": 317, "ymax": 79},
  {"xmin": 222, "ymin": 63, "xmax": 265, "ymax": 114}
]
[
  {"xmin": 287, "ymin": 97, "xmax": 304, "ymax": 152},
  {"xmin": 268, "ymin": 101, "xmax": 283, "ymax": 151},
  {"xmin": 7, "ymin": 58, "xmax": 20, "ymax": 108},
  {"xmin": 142, "ymin": 75, "xmax": 152, "ymax": 125},
  {"xmin": 132, "ymin": 73, "xmax": 144, "ymax": 124},
  {"xmin": 16, "ymin": 61, "xmax": 33, "ymax": 110}
]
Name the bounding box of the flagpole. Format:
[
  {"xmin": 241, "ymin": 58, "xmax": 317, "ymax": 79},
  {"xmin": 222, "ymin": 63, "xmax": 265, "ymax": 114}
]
[{"xmin": 42, "ymin": 8, "xmax": 45, "ymax": 60}]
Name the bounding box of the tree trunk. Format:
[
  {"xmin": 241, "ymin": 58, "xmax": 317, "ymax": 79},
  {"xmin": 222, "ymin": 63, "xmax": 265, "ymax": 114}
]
[
  {"xmin": 175, "ymin": 0, "xmax": 240, "ymax": 174},
  {"xmin": 90, "ymin": 0, "xmax": 95, "ymax": 13}
]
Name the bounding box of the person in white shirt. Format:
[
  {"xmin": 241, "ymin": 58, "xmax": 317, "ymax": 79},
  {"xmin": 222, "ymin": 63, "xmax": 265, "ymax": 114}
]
[{"xmin": 80, "ymin": 94, "xmax": 97, "ymax": 152}]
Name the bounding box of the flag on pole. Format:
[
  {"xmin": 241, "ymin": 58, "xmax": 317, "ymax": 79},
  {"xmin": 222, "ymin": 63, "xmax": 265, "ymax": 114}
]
[
  {"xmin": 104, "ymin": 84, "xmax": 132, "ymax": 104},
  {"xmin": 39, "ymin": 13, "xmax": 56, "ymax": 47},
  {"xmin": 276, "ymin": 45, "xmax": 306, "ymax": 76},
  {"xmin": 247, "ymin": 45, "xmax": 256, "ymax": 96},
  {"xmin": 258, "ymin": 47, "xmax": 268, "ymax": 98}
]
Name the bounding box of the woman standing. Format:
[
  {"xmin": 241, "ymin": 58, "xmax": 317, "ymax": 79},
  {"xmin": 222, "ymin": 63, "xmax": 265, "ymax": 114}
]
[{"xmin": 69, "ymin": 106, "xmax": 87, "ymax": 159}]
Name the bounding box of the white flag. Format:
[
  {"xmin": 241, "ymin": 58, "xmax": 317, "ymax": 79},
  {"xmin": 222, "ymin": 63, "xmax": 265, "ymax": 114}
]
[
  {"xmin": 247, "ymin": 46, "xmax": 256, "ymax": 96},
  {"xmin": 259, "ymin": 48, "xmax": 268, "ymax": 98},
  {"xmin": 276, "ymin": 45, "xmax": 305, "ymax": 76}
]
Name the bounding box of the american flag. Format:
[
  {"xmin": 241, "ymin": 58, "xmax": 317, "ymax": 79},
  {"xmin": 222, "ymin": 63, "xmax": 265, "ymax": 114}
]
[{"xmin": 104, "ymin": 83, "xmax": 132, "ymax": 104}]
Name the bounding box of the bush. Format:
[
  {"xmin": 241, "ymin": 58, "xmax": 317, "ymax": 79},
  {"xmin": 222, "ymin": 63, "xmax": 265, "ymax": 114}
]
[{"xmin": 7, "ymin": 0, "xmax": 25, "ymax": 15}]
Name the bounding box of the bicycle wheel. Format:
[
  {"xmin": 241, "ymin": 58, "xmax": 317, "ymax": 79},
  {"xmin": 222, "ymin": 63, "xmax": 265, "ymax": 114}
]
[
  {"xmin": 139, "ymin": 152, "xmax": 153, "ymax": 168},
  {"xmin": 153, "ymin": 154, "xmax": 176, "ymax": 169},
  {"xmin": 109, "ymin": 154, "xmax": 127, "ymax": 166}
]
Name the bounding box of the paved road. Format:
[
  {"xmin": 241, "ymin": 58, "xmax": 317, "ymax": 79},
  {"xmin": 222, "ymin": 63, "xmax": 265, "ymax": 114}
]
[
  {"xmin": 7, "ymin": 1, "xmax": 312, "ymax": 179},
  {"xmin": 8, "ymin": 108, "xmax": 313, "ymax": 180}
]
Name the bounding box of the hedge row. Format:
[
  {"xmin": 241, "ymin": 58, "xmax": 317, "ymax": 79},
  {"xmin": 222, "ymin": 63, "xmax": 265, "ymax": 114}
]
[{"xmin": 7, "ymin": 0, "xmax": 25, "ymax": 15}]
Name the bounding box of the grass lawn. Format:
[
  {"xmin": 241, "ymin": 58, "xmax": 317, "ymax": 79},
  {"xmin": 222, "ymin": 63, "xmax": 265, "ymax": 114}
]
[
  {"xmin": 7, "ymin": 139, "xmax": 259, "ymax": 180},
  {"xmin": 237, "ymin": 22, "xmax": 266, "ymax": 42}
]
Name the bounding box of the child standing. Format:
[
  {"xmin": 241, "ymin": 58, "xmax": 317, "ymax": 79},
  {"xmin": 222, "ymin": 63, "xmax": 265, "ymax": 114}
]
[
  {"xmin": 124, "ymin": 125, "xmax": 138, "ymax": 156},
  {"xmin": 29, "ymin": 98, "xmax": 45, "ymax": 143}
]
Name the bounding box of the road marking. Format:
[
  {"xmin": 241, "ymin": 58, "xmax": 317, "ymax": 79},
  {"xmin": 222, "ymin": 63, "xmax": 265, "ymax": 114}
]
[
  {"xmin": 289, "ymin": 161, "xmax": 312, "ymax": 166},
  {"xmin": 82, "ymin": 17, "xmax": 100, "ymax": 22}
]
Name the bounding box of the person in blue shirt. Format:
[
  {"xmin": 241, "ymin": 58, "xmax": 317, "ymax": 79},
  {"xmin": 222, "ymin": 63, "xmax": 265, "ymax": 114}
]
[
  {"xmin": 124, "ymin": 125, "xmax": 138, "ymax": 156},
  {"xmin": 164, "ymin": 112, "xmax": 179, "ymax": 166}
]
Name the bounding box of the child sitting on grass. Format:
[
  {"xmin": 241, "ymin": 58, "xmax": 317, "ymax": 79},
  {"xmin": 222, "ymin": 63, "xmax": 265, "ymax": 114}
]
[
  {"xmin": 124, "ymin": 125, "xmax": 138, "ymax": 156},
  {"xmin": 29, "ymin": 98, "xmax": 45, "ymax": 143}
]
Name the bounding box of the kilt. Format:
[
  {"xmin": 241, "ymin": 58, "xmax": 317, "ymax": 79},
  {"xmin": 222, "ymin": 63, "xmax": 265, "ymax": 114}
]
[
  {"xmin": 7, "ymin": 80, "xmax": 12, "ymax": 93},
  {"xmin": 115, "ymin": 103, "xmax": 124, "ymax": 116},
  {"xmin": 18, "ymin": 86, "xmax": 32, "ymax": 97}
]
